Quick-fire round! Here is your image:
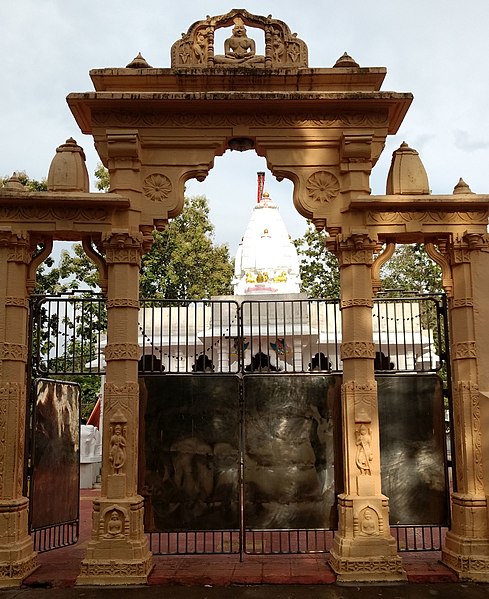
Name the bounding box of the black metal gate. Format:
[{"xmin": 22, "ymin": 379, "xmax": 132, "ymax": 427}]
[
  {"xmin": 27, "ymin": 292, "xmax": 453, "ymax": 555},
  {"xmin": 26, "ymin": 293, "xmax": 105, "ymax": 552},
  {"xmin": 138, "ymin": 294, "xmax": 452, "ymax": 555}
]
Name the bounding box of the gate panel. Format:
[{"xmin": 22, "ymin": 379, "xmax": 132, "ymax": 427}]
[
  {"xmin": 139, "ymin": 374, "xmax": 241, "ymax": 551},
  {"xmin": 29, "ymin": 379, "xmax": 80, "ymax": 551},
  {"xmin": 378, "ymin": 373, "xmax": 449, "ymax": 527},
  {"xmin": 243, "ymin": 374, "xmax": 341, "ymax": 553}
]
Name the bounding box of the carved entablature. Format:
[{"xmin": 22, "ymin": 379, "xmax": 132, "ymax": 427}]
[
  {"xmin": 348, "ymin": 194, "xmax": 489, "ymax": 244},
  {"xmin": 171, "ymin": 9, "xmax": 308, "ymax": 69}
]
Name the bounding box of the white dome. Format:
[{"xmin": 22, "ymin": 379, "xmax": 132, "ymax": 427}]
[{"xmin": 233, "ymin": 193, "xmax": 301, "ymax": 295}]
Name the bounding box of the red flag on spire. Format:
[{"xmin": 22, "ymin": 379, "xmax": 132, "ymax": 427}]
[{"xmin": 257, "ymin": 171, "xmax": 265, "ymax": 203}]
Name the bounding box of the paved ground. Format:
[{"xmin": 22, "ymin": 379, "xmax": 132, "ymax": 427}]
[
  {"xmin": 11, "ymin": 489, "xmax": 486, "ymax": 597},
  {"xmin": 3, "ymin": 583, "xmax": 489, "ymax": 599}
]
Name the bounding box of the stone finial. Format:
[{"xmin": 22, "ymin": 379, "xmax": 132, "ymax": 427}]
[
  {"xmin": 333, "ymin": 52, "xmax": 360, "ymax": 68},
  {"xmin": 3, "ymin": 172, "xmax": 26, "ymax": 190},
  {"xmin": 47, "ymin": 138, "xmax": 89, "ymax": 193},
  {"xmin": 386, "ymin": 141, "xmax": 430, "ymax": 195},
  {"xmin": 126, "ymin": 53, "xmax": 152, "ymax": 68},
  {"xmin": 453, "ymin": 177, "xmax": 473, "ymax": 194}
]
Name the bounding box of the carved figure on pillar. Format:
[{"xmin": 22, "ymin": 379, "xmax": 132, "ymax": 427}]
[
  {"xmin": 104, "ymin": 509, "xmax": 125, "ymax": 539},
  {"xmin": 355, "ymin": 425, "xmax": 373, "ymax": 475},
  {"xmin": 359, "ymin": 507, "xmax": 379, "ymax": 536},
  {"xmin": 109, "ymin": 423, "xmax": 127, "ymax": 474}
]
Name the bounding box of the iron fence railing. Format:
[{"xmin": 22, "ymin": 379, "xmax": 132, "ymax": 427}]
[{"xmin": 29, "ymin": 293, "xmax": 448, "ymax": 377}]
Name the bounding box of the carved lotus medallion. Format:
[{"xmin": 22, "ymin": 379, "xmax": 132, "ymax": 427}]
[
  {"xmin": 306, "ymin": 171, "xmax": 340, "ymax": 203},
  {"xmin": 143, "ymin": 174, "xmax": 172, "ymax": 202}
]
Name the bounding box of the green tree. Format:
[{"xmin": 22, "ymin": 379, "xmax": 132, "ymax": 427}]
[
  {"xmin": 294, "ymin": 223, "xmax": 443, "ymax": 298},
  {"xmin": 380, "ymin": 244, "xmax": 442, "ymax": 294},
  {"xmin": 294, "ymin": 222, "xmax": 340, "ymax": 298},
  {"xmin": 1, "ymin": 170, "xmax": 47, "ymax": 191},
  {"xmin": 140, "ymin": 195, "xmax": 233, "ymax": 299},
  {"xmin": 94, "ymin": 163, "xmax": 110, "ymax": 192}
]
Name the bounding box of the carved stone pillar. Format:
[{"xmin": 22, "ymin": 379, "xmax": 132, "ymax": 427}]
[
  {"xmin": 77, "ymin": 230, "xmax": 153, "ymax": 585},
  {"xmin": 441, "ymin": 233, "xmax": 489, "ymax": 580},
  {"xmin": 328, "ymin": 233, "xmax": 405, "ymax": 583},
  {"xmin": 0, "ymin": 231, "xmax": 38, "ymax": 587}
]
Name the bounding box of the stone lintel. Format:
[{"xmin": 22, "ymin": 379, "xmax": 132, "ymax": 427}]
[
  {"xmin": 0, "ymin": 191, "xmax": 129, "ymax": 209},
  {"xmin": 89, "ymin": 67, "xmax": 388, "ymax": 93},
  {"xmin": 67, "ymin": 91, "xmax": 412, "ymax": 136}
]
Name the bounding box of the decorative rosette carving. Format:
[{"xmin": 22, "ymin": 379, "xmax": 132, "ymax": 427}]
[
  {"xmin": 143, "ymin": 174, "xmax": 172, "ymax": 202},
  {"xmin": 306, "ymin": 171, "xmax": 340, "ymax": 203}
]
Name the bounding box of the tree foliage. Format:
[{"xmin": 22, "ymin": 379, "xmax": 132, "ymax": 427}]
[
  {"xmin": 1, "ymin": 170, "xmax": 47, "ymax": 191},
  {"xmin": 140, "ymin": 195, "xmax": 233, "ymax": 299},
  {"xmin": 293, "ymin": 223, "xmax": 443, "ymax": 298},
  {"xmin": 380, "ymin": 244, "xmax": 442, "ymax": 294},
  {"xmin": 94, "ymin": 163, "xmax": 110, "ymax": 192},
  {"xmin": 294, "ymin": 222, "xmax": 340, "ymax": 298}
]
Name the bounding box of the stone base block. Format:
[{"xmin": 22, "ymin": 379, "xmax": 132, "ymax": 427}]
[
  {"xmin": 77, "ymin": 554, "xmax": 154, "ymax": 586},
  {"xmin": 330, "ymin": 553, "xmax": 406, "ymax": 583},
  {"xmin": 0, "ymin": 553, "xmax": 39, "ymax": 588},
  {"xmin": 442, "ymin": 532, "xmax": 489, "ymax": 581}
]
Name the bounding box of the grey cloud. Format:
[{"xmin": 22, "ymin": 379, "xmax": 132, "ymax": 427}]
[{"xmin": 454, "ymin": 130, "xmax": 489, "ymax": 152}]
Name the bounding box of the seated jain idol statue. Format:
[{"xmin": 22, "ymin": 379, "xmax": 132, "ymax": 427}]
[{"xmin": 214, "ymin": 18, "xmax": 265, "ymax": 65}]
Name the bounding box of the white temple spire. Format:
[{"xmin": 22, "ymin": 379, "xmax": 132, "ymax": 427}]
[{"xmin": 233, "ymin": 172, "xmax": 301, "ymax": 295}]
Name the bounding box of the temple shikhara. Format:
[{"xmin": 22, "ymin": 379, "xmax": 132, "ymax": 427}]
[{"xmin": 1, "ymin": 7, "xmax": 489, "ymax": 588}]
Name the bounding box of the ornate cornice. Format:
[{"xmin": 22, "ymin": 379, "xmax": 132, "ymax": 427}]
[
  {"xmin": 366, "ymin": 210, "xmax": 489, "ymax": 226},
  {"xmin": 92, "ymin": 110, "xmax": 389, "ymax": 130}
]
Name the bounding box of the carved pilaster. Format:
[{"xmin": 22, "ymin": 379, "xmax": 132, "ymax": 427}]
[
  {"xmin": 441, "ymin": 232, "xmax": 489, "ymax": 580},
  {"xmin": 343, "ymin": 380, "xmax": 376, "ymax": 424},
  {"xmin": 102, "ymin": 231, "xmax": 144, "ymax": 267},
  {"xmin": 0, "ymin": 382, "xmax": 39, "ymax": 588},
  {"xmin": 79, "ymin": 379, "xmax": 152, "ymax": 585},
  {"xmin": 329, "ymin": 231, "xmax": 403, "ymax": 582},
  {"xmin": 79, "ymin": 227, "xmax": 152, "ymax": 585},
  {"xmin": 330, "ymin": 493, "xmax": 405, "ymax": 583}
]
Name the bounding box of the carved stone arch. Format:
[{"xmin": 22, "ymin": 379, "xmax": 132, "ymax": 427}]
[
  {"xmin": 82, "ymin": 237, "xmax": 108, "ymax": 294},
  {"xmin": 371, "ymin": 242, "xmax": 395, "ymax": 294},
  {"xmin": 425, "ymin": 242, "xmax": 453, "ymax": 297}
]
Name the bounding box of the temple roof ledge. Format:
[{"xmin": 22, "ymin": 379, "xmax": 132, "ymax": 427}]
[
  {"xmin": 0, "ymin": 190, "xmax": 130, "ymax": 208},
  {"xmin": 347, "ymin": 194, "xmax": 489, "ymax": 210}
]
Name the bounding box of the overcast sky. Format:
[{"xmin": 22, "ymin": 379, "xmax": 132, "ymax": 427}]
[{"xmin": 2, "ymin": 0, "xmax": 489, "ymax": 256}]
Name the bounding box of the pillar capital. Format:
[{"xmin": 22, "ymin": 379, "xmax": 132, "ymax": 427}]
[
  {"xmin": 0, "ymin": 230, "xmax": 31, "ymax": 264},
  {"xmin": 101, "ymin": 230, "xmax": 145, "ymax": 266},
  {"xmin": 328, "ymin": 231, "xmax": 379, "ymax": 265}
]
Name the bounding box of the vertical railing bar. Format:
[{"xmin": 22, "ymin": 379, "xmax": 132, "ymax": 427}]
[
  {"xmin": 400, "ymin": 301, "xmax": 407, "ymax": 370},
  {"xmin": 409, "ymin": 300, "xmax": 416, "ymax": 371}
]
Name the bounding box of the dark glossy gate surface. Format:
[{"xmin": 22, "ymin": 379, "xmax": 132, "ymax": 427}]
[
  {"xmin": 140, "ymin": 375, "xmax": 240, "ymax": 533},
  {"xmin": 378, "ymin": 374, "xmax": 449, "ymax": 528},
  {"xmin": 29, "ymin": 379, "xmax": 80, "ymax": 552},
  {"xmin": 243, "ymin": 375, "xmax": 340, "ymax": 530},
  {"xmin": 139, "ymin": 373, "xmax": 341, "ymax": 555}
]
